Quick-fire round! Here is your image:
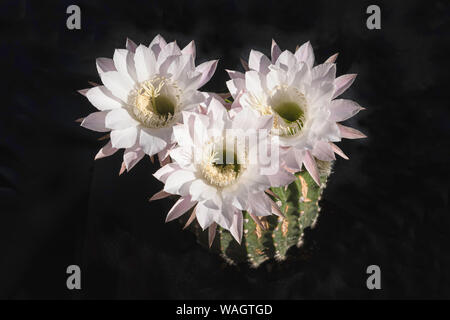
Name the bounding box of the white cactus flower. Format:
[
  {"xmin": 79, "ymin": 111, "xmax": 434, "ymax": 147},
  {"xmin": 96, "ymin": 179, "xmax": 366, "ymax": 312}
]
[
  {"xmin": 79, "ymin": 35, "xmax": 218, "ymax": 173},
  {"xmin": 227, "ymin": 39, "xmax": 366, "ymax": 185},
  {"xmin": 152, "ymin": 98, "xmax": 294, "ymax": 244}
]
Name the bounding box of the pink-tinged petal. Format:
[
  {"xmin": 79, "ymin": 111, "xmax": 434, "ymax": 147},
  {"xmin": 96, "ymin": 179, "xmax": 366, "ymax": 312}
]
[
  {"xmin": 195, "ymin": 60, "xmax": 218, "ymax": 89},
  {"xmin": 139, "ymin": 128, "xmax": 168, "ymax": 156},
  {"xmin": 100, "ymin": 71, "xmax": 133, "ymax": 103},
  {"xmin": 134, "ymin": 44, "xmax": 156, "ymax": 82},
  {"xmin": 124, "ymin": 145, "xmax": 145, "ymax": 171},
  {"xmin": 149, "ymin": 189, "xmax": 171, "ymax": 201},
  {"xmin": 329, "ymin": 99, "xmax": 364, "ymax": 122},
  {"xmin": 295, "ymin": 41, "xmax": 315, "ymax": 68},
  {"xmin": 330, "ymin": 142, "xmax": 349, "ymax": 160},
  {"xmin": 248, "ymin": 50, "xmax": 271, "ymax": 74},
  {"xmin": 119, "ymin": 161, "xmax": 126, "ymax": 175},
  {"xmin": 105, "ymin": 108, "xmax": 139, "ymax": 130},
  {"xmin": 248, "ymin": 192, "xmax": 272, "ymax": 216},
  {"xmin": 85, "ymin": 86, "xmax": 123, "ymax": 111},
  {"xmin": 337, "ymin": 124, "xmax": 367, "ymax": 139},
  {"xmin": 303, "ymin": 150, "xmax": 321, "ymax": 186},
  {"xmin": 166, "ymin": 195, "xmax": 196, "ymax": 222},
  {"xmin": 240, "ymin": 57, "xmax": 249, "ymax": 71},
  {"xmin": 181, "ymin": 40, "xmax": 196, "ymax": 59},
  {"xmin": 183, "ymin": 207, "xmax": 197, "ymax": 229},
  {"xmin": 95, "ymin": 141, "xmax": 118, "ymax": 160},
  {"xmin": 149, "ymin": 34, "xmax": 167, "ymax": 58},
  {"xmin": 333, "ymin": 74, "xmax": 357, "ymax": 99},
  {"xmin": 271, "ymin": 39, "xmax": 282, "ymax": 63},
  {"xmin": 159, "ymin": 152, "xmax": 171, "ymax": 167},
  {"xmin": 110, "ymin": 126, "xmax": 138, "ymax": 149},
  {"xmin": 226, "ymin": 69, "xmax": 244, "ymax": 80},
  {"xmin": 113, "ymin": 49, "xmax": 137, "ymax": 83},
  {"xmin": 153, "ymin": 163, "xmax": 180, "ymax": 183},
  {"xmin": 208, "ymin": 222, "xmax": 217, "ymax": 247},
  {"xmin": 249, "ymin": 212, "xmax": 266, "ymax": 230},
  {"xmin": 78, "ymin": 88, "xmax": 89, "ymax": 96},
  {"xmin": 81, "ymin": 111, "xmax": 109, "ymax": 132},
  {"xmin": 325, "ymin": 53, "xmax": 339, "ymax": 64},
  {"xmin": 126, "ymin": 38, "xmax": 137, "ymax": 53},
  {"xmin": 270, "ymin": 198, "xmax": 285, "ymax": 218},
  {"xmin": 96, "ymin": 57, "xmax": 116, "ymax": 74},
  {"xmin": 312, "ymin": 140, "xmax": 336, "ymax": 161},
  {"xmin": 312, "ymin": 63, "xmax": 336, "ymax": 85},
  {"xmin": 229, "ymin": 211, "xmax": 243, "ymax": 244},
  {"xmin": 164, "ymin": 170, "xmax": 196, "ymax": 195},
  {"xmin": 268, "ymin": 168, "xmax": 296, "ymax": 187}
]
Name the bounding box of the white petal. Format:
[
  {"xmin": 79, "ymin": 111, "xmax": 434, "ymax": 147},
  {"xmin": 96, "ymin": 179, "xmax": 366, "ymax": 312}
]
[
  {"xmin": 139, "ymin": 128, "xmax": 169, "ymax": 156},
  {"xmin": 105, "ymin": 108, "xmax": 139, "ymax": 130},
  {"xmin": 110, "ymin": 126, "xmax": 138, "ymax": 149},
  {"xmin": 195, "ymin": 60, "xmax": 218, "ymax": 89},
  {"xmin": 333, "ymin": 74, "xmax": 357, "ymax": 99},
  {"xmin": 164, "ymin": 170, "xmax": 196, "ymax": 195},
  {"xmin": 245, "ymin": 70, "xmax": 266, "ymax": 96},
  {"xmin": 149, "ymin": 34, "xmax": 167, "ymax": 58},
  {"xmin": 113, "ymin": 49, "xmax": 137, "ymax": 83},
  {"xmin": 229, "ymin": 210, "xmax": 243, "ymax": 244},
  {"xmin": 181, "ymin": 40, "xmax": 196, "ymax": 59},
  {"xmin": 195, "ymin": 201, "xmax": 215, "ymax": 230},
  {"xmin": 166, "ymin": 195, "xmax": 196, "ymax": 222},
  {"xmin": 86, "ymin": 86, "xmax": 123, "ymax": 111},
  {"xmin": 226, "ymin": 78, "xmax": 245, "ymax": 98},
  {"xmin": 276, "ymin": 50, "xmax": 297, "ymax": 72},
  {"xmin": 295, "ymin": 41, "xmax": 315, "ymax": 68},
  {"xmin": 169, "ymin": 146, "xmax": 192, "ymax": 168},
  {"xmin": 100, "ymin": 71, "xmax": 134, "ymax": 103},
  {"xmin": 134, "ymin": 44, "xmax": 156, "ymax": 82},
  {"xmin": 329, "ymin": 99, "xmax": 364, "ymax": 122},
  {"xmin": 154, "ymin": 163, "xmax": 181, "ymax": 183},
  {"xmin": 81, "ymin": 111, "xmax": 109, "ymax": 132},
  {"xmin": 189, "ymin": 179, "xmax": 217, "ymax": 202},
  {"xmin": 248, "ymin": 50, "xmax": 271, "ymax": 74}
]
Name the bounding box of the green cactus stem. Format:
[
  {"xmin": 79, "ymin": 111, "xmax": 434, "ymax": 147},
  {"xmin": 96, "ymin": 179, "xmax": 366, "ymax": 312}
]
[{"xmin": 187, "ymin": 159, "xmax": 333, "ymax": 268}]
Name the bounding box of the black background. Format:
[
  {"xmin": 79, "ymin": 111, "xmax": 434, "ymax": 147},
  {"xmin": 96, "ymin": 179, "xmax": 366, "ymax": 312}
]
[{"xmin": 0, "ymin": 0, "xmax": 449, "ymax": 299}]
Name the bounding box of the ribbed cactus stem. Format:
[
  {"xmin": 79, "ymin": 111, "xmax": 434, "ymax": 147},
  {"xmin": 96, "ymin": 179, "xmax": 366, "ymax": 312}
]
[{"xmin": 189, "ymin": 160, "xmax": 333, "ymax": 268}]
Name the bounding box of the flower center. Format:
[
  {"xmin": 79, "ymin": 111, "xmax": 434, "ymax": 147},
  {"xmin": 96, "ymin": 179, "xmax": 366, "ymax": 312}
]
[
  {"xmin": 268, "ymin": 86, "xmax": 307, "ymax": 137},
  {"xmin": 132, "ymin": 77, "xmax": 181, "ymax": 128},
  {"xmin": 200, "ymin": 141, "xmax": 246, "ymax": 188},
  {"xmin": 272, "ymin": 101, "xmax": 304, "ymax": 123}
]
